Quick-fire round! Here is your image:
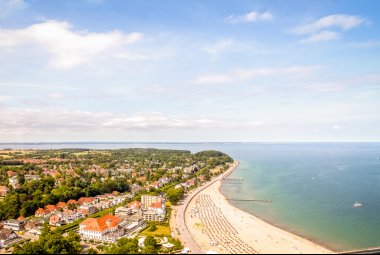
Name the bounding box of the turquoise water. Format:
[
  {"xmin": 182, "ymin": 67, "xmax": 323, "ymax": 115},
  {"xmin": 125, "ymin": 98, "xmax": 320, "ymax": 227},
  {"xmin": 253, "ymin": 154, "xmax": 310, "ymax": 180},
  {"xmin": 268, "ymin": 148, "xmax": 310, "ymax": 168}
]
[{"xmin": 1, "ymin": 142, "xmax": 380, "ymax": 251}]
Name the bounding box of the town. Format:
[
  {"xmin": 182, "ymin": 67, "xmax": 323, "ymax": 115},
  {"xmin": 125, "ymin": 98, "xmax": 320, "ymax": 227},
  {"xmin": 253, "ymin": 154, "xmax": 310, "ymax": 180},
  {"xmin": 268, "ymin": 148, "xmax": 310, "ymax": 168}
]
[{"xmin": 0, "ymin": 148, "xmax": 233, "ymax": 254}]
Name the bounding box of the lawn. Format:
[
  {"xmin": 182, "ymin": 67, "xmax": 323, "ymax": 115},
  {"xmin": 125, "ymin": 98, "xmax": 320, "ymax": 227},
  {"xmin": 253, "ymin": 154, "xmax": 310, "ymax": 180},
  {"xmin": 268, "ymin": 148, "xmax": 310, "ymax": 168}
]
[{"xmin": 140, "ymin": 225, "xmax": 172, "ymax": 237}]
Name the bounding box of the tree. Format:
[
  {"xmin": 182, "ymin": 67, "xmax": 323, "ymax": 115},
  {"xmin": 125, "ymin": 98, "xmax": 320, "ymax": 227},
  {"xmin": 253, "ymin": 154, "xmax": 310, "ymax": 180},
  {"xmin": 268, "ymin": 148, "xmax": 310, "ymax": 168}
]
[
  {"xmin": 13, "ymin": 227, "xmax": 81, "ymax": 254},
  {"xmin": 144, "ymin": 236, "xmax": 157, "ymax": 247},
  {"xmin": 166, "ymin": 186, "xmax": 184, "ymax": 205},
  {"xmin": 149, "ymin": 222, "xmax": 157, "ymax": 232},
  {"xmin": 86, "ymin": 248, "xmax": 98, "ymax": 254},
  {"xmin": 105, "ymin": 238, "xmax": 139, "ymax": 254}
]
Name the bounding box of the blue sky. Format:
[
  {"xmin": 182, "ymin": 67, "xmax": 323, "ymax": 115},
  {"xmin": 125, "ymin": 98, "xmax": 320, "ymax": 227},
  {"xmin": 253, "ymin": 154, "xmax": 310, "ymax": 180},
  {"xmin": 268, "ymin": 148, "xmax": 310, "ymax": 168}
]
[{"xmin": 0, "ymin": 0, "xmax": 379, "ymax": 142}]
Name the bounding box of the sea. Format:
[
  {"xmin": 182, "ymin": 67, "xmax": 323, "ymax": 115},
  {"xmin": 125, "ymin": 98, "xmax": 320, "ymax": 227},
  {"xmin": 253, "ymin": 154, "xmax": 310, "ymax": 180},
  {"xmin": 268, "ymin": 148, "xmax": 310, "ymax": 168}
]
[{"xmin": 1, "ymin": 142, "xmax": 380, "ymax": 251}]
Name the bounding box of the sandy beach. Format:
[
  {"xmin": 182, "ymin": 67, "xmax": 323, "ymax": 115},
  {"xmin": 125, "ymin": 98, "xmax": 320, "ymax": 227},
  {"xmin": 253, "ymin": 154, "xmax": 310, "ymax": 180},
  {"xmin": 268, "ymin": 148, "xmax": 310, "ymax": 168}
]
[{"xmin": 180, "ymin": 161, "xmax": 334, "ymax": 254}]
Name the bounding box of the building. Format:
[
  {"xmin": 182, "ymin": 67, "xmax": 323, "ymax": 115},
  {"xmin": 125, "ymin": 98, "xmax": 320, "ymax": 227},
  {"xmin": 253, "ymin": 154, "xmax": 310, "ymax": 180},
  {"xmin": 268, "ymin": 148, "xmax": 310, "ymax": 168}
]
[
  {"xmin": 142, "ymin": 210, "xmax": 165, "ymax": 222},
  {"xmin": 79, "ymin": 214, "xmax": 124, "ymax": 242},
  {"xmin": 49, "ymin": 215, "xmax": 64, "ymax": 226},
  {"xmin": 0, "ymin": 186, "xmax": 9, "ymax": 197},
  {"xmin": 115, "ymin": 206, "xmax": 133, "ymax": 216},
  {"xmin": 128, "ymin": 201, "xmax": 142, "ymax": 211},
  {"xmin": 35, "ymin": 208, "xmax": 51, "ymax": 218},
  {"xmin": 24, "ymin": 175, "xmax": 40, "ymax": 181},
  {"xmin": 78, "ymin": 197, "xmax": 95, "ymax": 206},
  {"xmin": 8, "ymin": 176, "xmax": 19, "ymax": 189},
  {"xmin": 141, "ymin": 195, "xmax": 162, "ymax": 209},
  {"xmin": 56, "ymin": 202, "xmax": 67, "ymax": 210},
  {"xmin": 79, "ymin": 205, "xmax": 97, "ymax": 215},
  {"xmin": 3, "ymin": 219, "xmax": 25, "ymax": 231},
  {"xmin": 0, "ymin": 229, "xmax": 19, "ymax": 248}
]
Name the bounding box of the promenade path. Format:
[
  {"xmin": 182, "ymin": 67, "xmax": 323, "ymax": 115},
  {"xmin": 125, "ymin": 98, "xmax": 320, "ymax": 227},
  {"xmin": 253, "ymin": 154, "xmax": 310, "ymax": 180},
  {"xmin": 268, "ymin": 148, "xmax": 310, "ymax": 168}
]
[{"xmin": 170, "ymin": 161, "xmax": 238, "ymax": 254}]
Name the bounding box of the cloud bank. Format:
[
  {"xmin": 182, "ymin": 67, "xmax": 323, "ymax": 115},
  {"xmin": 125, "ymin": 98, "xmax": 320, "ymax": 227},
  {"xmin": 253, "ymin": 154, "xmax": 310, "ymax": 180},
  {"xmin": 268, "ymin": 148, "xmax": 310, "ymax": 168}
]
[{"xmin": 0, "ymin": 20, "xmax": 142, "ymax": 69}]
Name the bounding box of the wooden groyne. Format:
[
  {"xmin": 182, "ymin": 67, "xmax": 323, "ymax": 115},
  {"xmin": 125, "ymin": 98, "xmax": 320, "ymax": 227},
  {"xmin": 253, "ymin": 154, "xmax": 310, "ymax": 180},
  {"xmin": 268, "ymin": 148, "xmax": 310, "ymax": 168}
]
[
  {"xmin": 226, "ymin": 198, "xmax": 272, "ymax": 203},
  {"xmin": 339, "ymin": 247, "xmax": 380, "ymax": 254}
]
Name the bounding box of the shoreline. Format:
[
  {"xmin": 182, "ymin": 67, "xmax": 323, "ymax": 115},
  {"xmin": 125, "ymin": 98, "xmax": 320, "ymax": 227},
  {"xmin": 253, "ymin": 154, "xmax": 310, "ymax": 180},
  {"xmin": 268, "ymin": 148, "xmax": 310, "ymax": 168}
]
[
  {"xmin": 182, "ymin": 160, "xmax": 335, "ymax": 254},
  {"xmin": 218, "ymin": 164, "xmax": 338, "ymax": 253}
]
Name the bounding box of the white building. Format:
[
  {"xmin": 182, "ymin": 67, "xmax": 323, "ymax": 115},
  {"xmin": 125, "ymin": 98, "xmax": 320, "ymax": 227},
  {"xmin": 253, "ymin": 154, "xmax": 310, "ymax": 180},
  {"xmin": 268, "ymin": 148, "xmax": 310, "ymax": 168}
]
[{"xmin": 79, "ymin": 214, "xmax": 124, "ymax": 242}]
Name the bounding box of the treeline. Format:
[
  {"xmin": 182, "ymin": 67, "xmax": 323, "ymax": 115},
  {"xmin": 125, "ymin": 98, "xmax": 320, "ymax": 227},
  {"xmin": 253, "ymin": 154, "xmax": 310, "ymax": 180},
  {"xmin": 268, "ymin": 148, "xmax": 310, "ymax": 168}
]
[{"xmin": 0, "ymin": 177, "xmax": 130, "ymax": 220}]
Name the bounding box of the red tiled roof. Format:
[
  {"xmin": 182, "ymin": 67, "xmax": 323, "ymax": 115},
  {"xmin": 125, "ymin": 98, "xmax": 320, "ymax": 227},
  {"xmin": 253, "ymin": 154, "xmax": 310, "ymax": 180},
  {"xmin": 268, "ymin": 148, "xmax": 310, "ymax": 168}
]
[
  {"xmin": 56, "ymin": 202, "xmax": 67, "ymax": 208},
  {"xmin": 128, "ymin": 201, "xmax": 141, "ymax": 209},
  {"xmin": 150, "ymin": 202, "xmax": 162, "ymax": 209},
  {"xmin": 45, "ymin": 205, "xmax": 57, "ymax": 211},
  {"xmin": 78, "ymin": 197, "xmax": 94, "ymax": 204},
  {"xmin": 35, "ymin": 208, "xmax": 49, "ymax": 215},
  {"xmin": 67, "ymin": 199, "xmax": 78, "ymax": 204},
  {"xmin": 80, "ymin": 214, "xmax": 120, "ymax": 232}
]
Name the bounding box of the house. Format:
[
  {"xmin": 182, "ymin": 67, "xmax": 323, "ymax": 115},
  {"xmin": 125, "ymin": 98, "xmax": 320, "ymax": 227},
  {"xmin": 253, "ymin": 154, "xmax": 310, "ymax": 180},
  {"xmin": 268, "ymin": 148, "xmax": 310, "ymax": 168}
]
[
  {"xmin": 79, "ymin": 214, "xmax": 124, "ymax": 242},
  {"xmin": 115, "ymin": 206, "xmax": 133, "ymax": 216},
  {"xmin": 25, "ymin": 219, "xmax": 41, "ymax": 232},
  {"xmin": 35, "ymin": 208, "xmax": 51, "ymax": 218},
  {"xmin": 3, "ymin": 219, "xmax": 25, "ymax": 231},
  {"xmin": 25, "ymin": 175, "xmax": 40, "ymax": 181},
  {"xmin": 67, "ymin": 199, "xmax": 78, "ymax": 205},
  {"xmin": 49, "ymin": 215, "xmax": 64, "ymax": 226},
  {"xmin": 78, "ymin": 197, "xmax": 95, "ymax": 206},
  {"xmin": 149, "ymin": 181, "xmax": 162, "ymax": 189},
  {"xmin": 0, "ymin": 186, "xmax": 9, "ymax": 197},
  {"xmin": 8, "ymin": 176, "xmax": 19, "ymax": 189},
  {"xmin": 79, "ymin": 205, "xmax": 97, "ymax": 215},
  {"xmin": 128, "ymin": 201, "xmax": 142, "ymax": 210},
  {"xmin": 0, "ymin": 229, "xmax": 19, "ymax": 248},
  {"xmin": 61, "ymin": 209, "xmax": 84, "ymax": 223},
  {"xmin": 16, "ymin": 216, "xmax": 26, "ymax": 223},
  {"xmin": 56, "ymin": 202, "xmax": 67, "ymax": 210},
  {"xmin": 6, "ymin": 171, "xmax": 17, "ymax": 177},
  {"xmin": 45, "ymin": 204, "xmax": 57, "ymax": 213}
]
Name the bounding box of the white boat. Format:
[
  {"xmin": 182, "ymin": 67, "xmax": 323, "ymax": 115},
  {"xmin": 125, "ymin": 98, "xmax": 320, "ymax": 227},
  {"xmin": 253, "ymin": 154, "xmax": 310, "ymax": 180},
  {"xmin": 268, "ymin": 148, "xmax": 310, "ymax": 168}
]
[{"xmin": 353, "ymin": 202, "xmax": 362, "ymax": 208}]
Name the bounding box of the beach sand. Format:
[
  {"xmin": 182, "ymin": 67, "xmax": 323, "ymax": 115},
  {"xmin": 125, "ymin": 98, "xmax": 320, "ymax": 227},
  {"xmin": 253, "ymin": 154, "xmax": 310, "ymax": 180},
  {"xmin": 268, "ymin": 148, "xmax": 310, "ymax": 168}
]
[{"xmin": 184, "ymin": 161, "xmax": 334, "ymax": 254}]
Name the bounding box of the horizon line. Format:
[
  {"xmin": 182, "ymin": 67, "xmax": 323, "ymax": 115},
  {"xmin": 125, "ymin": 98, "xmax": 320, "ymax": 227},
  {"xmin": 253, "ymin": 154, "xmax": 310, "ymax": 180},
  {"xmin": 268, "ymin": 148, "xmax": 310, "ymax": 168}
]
[{"xmin": 1, "ymin": 141, "xmax": 380, "ymax": 144}]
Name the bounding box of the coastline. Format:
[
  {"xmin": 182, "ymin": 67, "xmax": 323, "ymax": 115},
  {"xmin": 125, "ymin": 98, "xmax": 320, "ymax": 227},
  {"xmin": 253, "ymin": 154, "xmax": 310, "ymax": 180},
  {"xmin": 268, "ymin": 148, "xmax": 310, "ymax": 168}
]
[
  {"xmin": 181, "ymin": 160, "xmax": 335, "ymax": 254},
  {"xmin": 218, "ymin": 172, "xmax": 338, "ymax": 253}
]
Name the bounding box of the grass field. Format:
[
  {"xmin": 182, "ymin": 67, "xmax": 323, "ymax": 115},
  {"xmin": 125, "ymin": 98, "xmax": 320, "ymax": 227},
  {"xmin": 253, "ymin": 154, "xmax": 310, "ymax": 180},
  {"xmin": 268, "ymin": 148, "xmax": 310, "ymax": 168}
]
[{"xmin": 140, "ymin": 224, "xmax": 172, "ymax": 237}]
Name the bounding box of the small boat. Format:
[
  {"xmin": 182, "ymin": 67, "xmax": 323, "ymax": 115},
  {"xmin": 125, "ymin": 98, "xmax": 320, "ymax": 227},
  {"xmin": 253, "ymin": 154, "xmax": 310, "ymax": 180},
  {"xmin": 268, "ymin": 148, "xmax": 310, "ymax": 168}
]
[{"xmin": 353, "ymin": 202, "xmax": 362, "ymax": 208}]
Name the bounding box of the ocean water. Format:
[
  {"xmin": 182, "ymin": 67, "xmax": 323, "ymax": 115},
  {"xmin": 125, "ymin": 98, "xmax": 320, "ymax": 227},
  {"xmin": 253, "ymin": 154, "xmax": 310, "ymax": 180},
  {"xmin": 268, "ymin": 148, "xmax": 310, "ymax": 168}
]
[{"xmin": 1, "ymin": 142, "xmax": 380, "ymax": 251}]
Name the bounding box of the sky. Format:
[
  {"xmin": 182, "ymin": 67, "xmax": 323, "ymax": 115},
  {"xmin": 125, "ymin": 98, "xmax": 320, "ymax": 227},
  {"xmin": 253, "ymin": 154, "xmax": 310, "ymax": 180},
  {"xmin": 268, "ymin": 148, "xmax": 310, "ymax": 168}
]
[{"xmin": 0, "ymin": 0, "xmax": 379, "ymax": 142}]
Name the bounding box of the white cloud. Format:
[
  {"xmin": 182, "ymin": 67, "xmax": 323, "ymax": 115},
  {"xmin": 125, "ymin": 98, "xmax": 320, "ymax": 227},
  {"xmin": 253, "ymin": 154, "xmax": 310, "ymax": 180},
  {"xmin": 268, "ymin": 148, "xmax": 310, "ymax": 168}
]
[
  {"xmin": 292, "ymin": 14, "xmax": 365, "ymax": 35},
  {"xmin": 0, "ymin": 0, "xmax": 26, "ymax": 18},
  {"xmin": 298, "ymin": 30, "xmax": 339, "ymax": 44},
  {"xmin": 226, "ymin": 11, "xmax": 273, "ymax": 24},
  {"xmin": 292, "ymin": 14, "xmax": 365, "ymax": 44},
  {"xmin": 195, "ymin": 66, "xmax": 317, "ymax": 84},
  {"xmin": 0, "ymin": 20, "xmax": 143, "ymax": 69},
  {"xmin": 0, "ymin": 108, "xmax": 264, "ymax": 135}
]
